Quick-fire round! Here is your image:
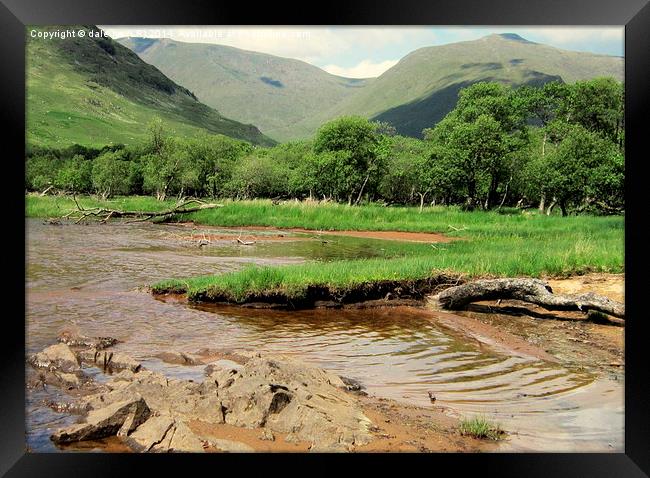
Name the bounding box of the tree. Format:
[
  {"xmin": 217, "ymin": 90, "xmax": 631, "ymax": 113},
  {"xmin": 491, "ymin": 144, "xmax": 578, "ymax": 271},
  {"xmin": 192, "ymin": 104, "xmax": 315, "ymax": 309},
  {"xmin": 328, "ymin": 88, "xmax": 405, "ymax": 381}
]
[
  {"xmin": 140, "ymin": 119, "xmax": 201, "ymax": 200},
  {"xmin": 560, "ymin": 77, "xmax": 624, "ymax": 147},
  {"xmin": 91, "ymin": 150, "xmax": 132, "ymax": 199},
  {"xmin": 545, "ymin": 124, "xmax": 623, "ymax": 215},
  {"xmin": 428, "ymin": 82, "xmax": 528, "ymax": 209},
  {"xmin": 182, "ymin": 134, "xmax": 253, "ymax": 198},
  {"xmin": 226, "ymin": 153, "xmax": 288, "ymax": 199},
  {"xmin": 379, "ymin": 136, "xmax": 460, "ymax": 211},
  {"xmin": 515, "ymin": 82, "xmax": 568, "ymax": 211},
  {"xmin": 313, "ymin": 116, "xmax": 381, "ymax": 204},
  {"xmin": 55, "ymin": 154, "xmax": 93, "ymax": 193}
]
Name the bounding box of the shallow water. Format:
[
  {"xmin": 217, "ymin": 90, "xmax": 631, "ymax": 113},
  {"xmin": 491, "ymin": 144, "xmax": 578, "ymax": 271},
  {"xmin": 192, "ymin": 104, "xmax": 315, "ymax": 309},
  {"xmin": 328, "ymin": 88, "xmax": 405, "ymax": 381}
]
[{"xmin": 25, "ymin": 219, "xmax": 623, "ymax": 452}]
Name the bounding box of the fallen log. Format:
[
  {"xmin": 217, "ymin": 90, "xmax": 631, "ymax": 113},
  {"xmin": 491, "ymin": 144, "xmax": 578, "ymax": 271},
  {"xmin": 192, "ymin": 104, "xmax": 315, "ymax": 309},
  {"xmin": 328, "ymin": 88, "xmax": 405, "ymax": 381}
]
[
  {"xmin": 433, "ymin": 278, "xmax": 624, "ymax": 320},
  {"xmin": 61, "ymin": 198, "xmax": 223, "ymax": 224}
]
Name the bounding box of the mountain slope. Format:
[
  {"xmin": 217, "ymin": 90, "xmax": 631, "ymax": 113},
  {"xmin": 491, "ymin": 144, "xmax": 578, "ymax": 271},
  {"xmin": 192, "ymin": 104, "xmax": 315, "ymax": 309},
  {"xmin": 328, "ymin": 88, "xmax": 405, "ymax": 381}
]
[
  {"xmin": 27, "ymin": 26, "xmax": 275, "ymax": 148},
  {"xmin": 117, "ymin": 37, "xmax": 372, "ymax": 142},
  {"xmin": 297, "ymin": 33, "xmax": 624, "ymax": 137}
]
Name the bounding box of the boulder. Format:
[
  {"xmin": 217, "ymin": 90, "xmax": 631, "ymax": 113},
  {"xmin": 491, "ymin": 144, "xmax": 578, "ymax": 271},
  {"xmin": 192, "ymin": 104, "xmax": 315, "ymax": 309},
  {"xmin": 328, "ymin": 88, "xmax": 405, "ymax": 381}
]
[
  {"xmin": 154, "ymin": 351, "xmax": 201, "ymax": 366},
  {"xmin": 78, "ymin": 349, "xmax": 141, "ymax": 372},
  {"xmin": 51, "ymin": 396, "xmax": 150, "ymax": 444},
  {"xmin": 28, "ymin": 344, "xmax": 80, "ymax": 373},
  {"xmin": 123, "ymin": 414, "xmax": 175, "ymax": 452},
  {"xmin": 208, "ymin": 355, "xmax": 374, "ymax": 451},
  {"xmin": 57, "ymin": 331, "xmax": 118, "ymax": 350},
  {"xmin": 167, "ymin": 420, "xmax": 205, "ymax": 452},
  {"xmin": 126, "ymin": 414, "xmax": 205, "ymax": 453}
]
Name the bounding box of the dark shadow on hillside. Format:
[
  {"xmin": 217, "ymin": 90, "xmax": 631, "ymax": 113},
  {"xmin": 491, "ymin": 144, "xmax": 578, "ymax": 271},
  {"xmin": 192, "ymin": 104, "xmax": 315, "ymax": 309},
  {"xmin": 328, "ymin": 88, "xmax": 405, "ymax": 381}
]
[
  {"xmin": 372, "ymin": 71, "xmax": 563, "ymax": 138},
  {"xmin": 260, "ymin": 76, "xmax": 284, "ymax": 88},
  {"xmin": 460, "ymin": 62, "xmax": 503, "ymax": 71}
]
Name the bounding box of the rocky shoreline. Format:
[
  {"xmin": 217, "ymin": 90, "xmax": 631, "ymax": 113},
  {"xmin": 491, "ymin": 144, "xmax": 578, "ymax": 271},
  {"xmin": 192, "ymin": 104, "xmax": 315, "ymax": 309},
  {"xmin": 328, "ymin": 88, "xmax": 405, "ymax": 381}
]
[{"xmin": 26, "ymin": 333, "xmax": 394, "ymax": 452}]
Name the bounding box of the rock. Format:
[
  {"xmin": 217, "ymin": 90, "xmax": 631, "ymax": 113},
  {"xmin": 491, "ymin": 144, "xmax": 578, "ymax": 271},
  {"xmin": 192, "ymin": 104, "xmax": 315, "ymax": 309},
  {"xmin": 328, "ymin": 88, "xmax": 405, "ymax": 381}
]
[
  {"xmin": 51, "ymin": 396, "xmax": 151, "ymax": 444},
  {"xmin": 48, "ymin": 352, "xmax": 375, "ymax": 452},
  {"xmin": 57, "ymin": 331, "xmax": 118, "ymax": 350},
  {"xmin": 340, "ymin": 376, "xmax": 365, "ymax": 393},
  {"xmin": 204, "ymin": 359, "xmax": 244, "ymax": 376},
  {"xmin": 78, "ymin": 349, "xmax": 141, "ymax": 372},
  {"xmin": 208, "ymin": 354, "xmax": 374, "ymax": 450},
  {"xmin": 259, "ymin": 429, "xmax": 275, "ymax": 441},
  {"xmin": 123, "ymin": 414, "xmax": 175, "ymax": 452},
  {"xmin": 154, "ymin": 351, "xmax": 201, "ymax": 366},
  {"xmin": 128, "ymin": 416, "xmax": 205, "ymax": 453},
  {"xmin": 208, "ymin": 438, "xmax": 254, "ymax": 452},
  {"xmin": 46, "ymin": 400, "xmax": 91, "ymax": 415},
  {"xmin": 28, "ymin": 344, "xmax": 80, "ymax": 372},
  {"xmin": 167, "ymin": 420, "xmax": 205, "ymax": 452}
]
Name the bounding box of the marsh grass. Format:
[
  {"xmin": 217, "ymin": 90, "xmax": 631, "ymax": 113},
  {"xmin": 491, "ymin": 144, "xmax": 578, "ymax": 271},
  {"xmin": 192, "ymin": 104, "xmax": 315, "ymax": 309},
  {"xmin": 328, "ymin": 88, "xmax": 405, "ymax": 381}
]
[
  {"xmin": 458, "ymin": 416, "xmax": 506, "ymax": 440},
  {"xmin": 26, "ymin": 196, "xmax": 624, "ymax": 302}
]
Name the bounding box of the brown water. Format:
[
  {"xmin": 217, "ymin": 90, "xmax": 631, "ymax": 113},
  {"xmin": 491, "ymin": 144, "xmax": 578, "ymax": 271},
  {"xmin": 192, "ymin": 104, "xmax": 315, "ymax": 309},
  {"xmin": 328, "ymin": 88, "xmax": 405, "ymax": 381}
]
[{"xmin": 25, "ymin": 219, "xmax": 623, "ymax": 453}]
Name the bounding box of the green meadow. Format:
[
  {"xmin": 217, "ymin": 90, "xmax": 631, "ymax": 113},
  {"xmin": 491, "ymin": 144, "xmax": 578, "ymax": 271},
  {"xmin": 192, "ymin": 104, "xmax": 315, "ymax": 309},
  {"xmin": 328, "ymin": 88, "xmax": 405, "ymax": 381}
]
[{"xmin": 26, "ymin": 196, "xmax": 624, "ymax": 303}]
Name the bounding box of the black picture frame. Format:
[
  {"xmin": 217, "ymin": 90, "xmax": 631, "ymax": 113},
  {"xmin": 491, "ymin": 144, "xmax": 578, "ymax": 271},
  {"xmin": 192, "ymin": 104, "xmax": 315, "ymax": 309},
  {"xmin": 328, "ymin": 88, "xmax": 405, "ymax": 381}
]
[{"xmin": 3, "ymin": 0, "xmax": 648, "ymax": 475}]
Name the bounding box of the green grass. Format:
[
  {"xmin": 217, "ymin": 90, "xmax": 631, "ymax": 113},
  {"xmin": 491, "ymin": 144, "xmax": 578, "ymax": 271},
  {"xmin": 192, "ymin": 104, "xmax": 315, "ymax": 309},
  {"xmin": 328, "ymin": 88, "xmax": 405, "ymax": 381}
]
[
  {"xmin": 25, "ymin": 195, "xmax": 175, "ymax": 218},
  {"xmin": 27, "ymin": 196, "xmax": 623, "ymax": 303},
  {"xmin": 458, "ymin": 416, "xmax": 505, "ymax": 440}
]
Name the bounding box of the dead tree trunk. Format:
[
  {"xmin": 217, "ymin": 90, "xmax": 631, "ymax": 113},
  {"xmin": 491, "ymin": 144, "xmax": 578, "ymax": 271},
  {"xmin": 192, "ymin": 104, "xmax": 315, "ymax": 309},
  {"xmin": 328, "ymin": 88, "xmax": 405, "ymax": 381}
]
[
  {"xmin": 433, "ymin": 278, "xmax": 624, "ymax": 320},
  {"xmin": 62, "ymin": 198, "xmax": 223, "ymax": 224}
]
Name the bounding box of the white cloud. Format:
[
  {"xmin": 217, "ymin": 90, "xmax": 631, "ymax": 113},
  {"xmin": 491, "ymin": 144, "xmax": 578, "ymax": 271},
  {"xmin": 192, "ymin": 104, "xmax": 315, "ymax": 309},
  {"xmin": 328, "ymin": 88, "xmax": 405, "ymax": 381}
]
[
  {"xmin": 323, "ymin": 59, "xmax": 399, "ymax": 78},
  {"xmin": 99, "ymin": 26, "xmax": 437, "ymax": 65},
  {"xmin": 519, "ymin": 27, "xmax": 623, "ymax": 45}
]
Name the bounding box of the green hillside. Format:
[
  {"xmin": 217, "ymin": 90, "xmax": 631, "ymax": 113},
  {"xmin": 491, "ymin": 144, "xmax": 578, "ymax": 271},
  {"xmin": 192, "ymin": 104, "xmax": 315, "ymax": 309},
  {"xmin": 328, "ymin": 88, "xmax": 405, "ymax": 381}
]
[
  {"xmin": 121, "ymin": 33, "xmax": 623, "ymax": 141},
  {"xmin": 27, "ymin": 26, "xmax": 275, "ymax": 148},
  {"xmin": 117, "ymin": 37, "xmax": 372, "ymax": 142},
  {"xmin": 298, "ymin": 33, "xmax": 624, "ymax": 137}
]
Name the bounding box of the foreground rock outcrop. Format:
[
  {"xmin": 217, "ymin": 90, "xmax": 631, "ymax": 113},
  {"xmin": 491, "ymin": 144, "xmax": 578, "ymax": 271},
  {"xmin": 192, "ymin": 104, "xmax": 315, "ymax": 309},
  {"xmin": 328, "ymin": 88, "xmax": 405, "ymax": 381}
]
[{"xmin": 31, "ymin": 338, "xmax": 374, "ymax": 452}]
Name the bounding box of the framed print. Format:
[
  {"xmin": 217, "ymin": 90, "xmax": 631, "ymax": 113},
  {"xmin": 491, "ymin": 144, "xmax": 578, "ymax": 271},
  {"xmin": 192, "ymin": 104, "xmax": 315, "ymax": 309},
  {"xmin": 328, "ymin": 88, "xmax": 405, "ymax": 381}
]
[{"xmin": 2, "ymin": 0, "xmax": 649, "ymax": 475}]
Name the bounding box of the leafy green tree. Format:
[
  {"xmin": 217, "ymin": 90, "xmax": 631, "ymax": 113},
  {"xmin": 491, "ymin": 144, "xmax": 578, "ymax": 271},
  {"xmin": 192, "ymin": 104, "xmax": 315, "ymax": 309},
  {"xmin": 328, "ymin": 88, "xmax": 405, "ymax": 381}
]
[
  {"xmin": 428, "ymin": 82, "xmax": 528, "ymax": 209},
  {"xmin": 182, "ymin": 134, "xmax": 253, "ymax": 198},
  {"xmin": 55, "ymin": 154, "xmax": 93, "ymax": 193},
  {"xmin": 560, "ymin": 77, "xmax": 624, "ymax": 147},
  {"xmin": 313, "ymin": 116, "xmax": 381, "ymax": 204},
  {"xmin": 26, "ymin": 152, "xmax": 63, "ymax": 191},
  {"xmin": 226, "ymin": 153, "xmax": 288, "ymax": 199},
  {"xmin": 545, "ymin": 124, "xmax": 623, "ymax": 215},
  {"xmin": 140, "ymin": 119, "xmax": 202, "ymax": 200},
  {"xmin": 91, "ymin": 150, "xmax": 132, "ymax": 199}
]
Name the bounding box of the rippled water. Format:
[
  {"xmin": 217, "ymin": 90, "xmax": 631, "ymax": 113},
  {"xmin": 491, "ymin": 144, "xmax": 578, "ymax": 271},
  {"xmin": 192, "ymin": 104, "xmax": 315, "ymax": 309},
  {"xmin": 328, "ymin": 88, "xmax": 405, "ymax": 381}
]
[{"xmin": 25, "ymin": 219, "xmax": 623, "ymax": 452}]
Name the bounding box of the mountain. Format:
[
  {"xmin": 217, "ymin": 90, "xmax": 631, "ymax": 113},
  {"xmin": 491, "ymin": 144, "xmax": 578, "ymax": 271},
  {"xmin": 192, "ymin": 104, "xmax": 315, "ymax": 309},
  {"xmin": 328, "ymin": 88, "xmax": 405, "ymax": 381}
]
[
  {"xmin": 116, "ymin": 37, "xmax": 372, "ymax": 142},
  {"xmin": 290, "ymin": 33, "xmax": 625, "ymax": 138},
  {"xmin": 27, "ymin": 26, "xmax": 275, "ymax": 148},
  {"xmin": 120, "ymin": 33, "xmax": 623, "ymax": 140}
]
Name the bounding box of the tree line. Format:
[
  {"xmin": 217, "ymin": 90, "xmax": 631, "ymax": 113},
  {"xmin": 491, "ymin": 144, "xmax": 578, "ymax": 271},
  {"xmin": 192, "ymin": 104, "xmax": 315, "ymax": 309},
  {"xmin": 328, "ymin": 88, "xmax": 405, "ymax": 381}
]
[{"xmin": 26, "ymin": 77, "xmax": 624, "ymax": 216}]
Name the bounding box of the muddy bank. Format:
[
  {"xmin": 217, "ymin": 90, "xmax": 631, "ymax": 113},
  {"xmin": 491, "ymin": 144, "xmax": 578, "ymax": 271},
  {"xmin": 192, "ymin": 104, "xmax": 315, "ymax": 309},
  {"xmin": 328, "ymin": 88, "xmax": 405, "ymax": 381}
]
[
  {"xmin": 171, "ymin": 223, "xmax": 460, "ymax": 243},
  {"xmin": 425, "ymin": 273, "xmax": 625, "ymax": 373},
  {"xmin": 27, "ymin": 333, "xmax": 489, "ymax": 453},
  {"xmin": 153, "ymin": 275, "xmax": 465, "ymax": 310}
]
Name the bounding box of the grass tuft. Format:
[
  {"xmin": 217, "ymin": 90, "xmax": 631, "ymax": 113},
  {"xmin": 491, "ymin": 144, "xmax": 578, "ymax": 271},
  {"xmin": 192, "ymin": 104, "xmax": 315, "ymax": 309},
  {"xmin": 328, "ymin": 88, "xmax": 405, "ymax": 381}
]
[{"xmin": 458, "ymin": 416, "xmax": 506, "ymax": 440}]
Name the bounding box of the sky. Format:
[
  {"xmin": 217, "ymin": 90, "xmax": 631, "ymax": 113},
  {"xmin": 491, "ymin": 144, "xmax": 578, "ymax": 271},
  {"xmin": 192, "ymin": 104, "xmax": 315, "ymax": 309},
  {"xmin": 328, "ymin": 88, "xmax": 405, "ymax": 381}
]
[{"xmin": 99, "ymin": 26, "xmax": 624, "ymax": 78}]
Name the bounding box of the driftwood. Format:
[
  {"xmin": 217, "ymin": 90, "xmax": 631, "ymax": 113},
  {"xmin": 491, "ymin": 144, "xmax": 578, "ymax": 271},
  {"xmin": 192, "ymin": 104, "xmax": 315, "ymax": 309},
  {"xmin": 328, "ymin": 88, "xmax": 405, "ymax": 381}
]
[
  {"xmin": 62, "ymin": 198, "xmax": 223, "ymax": 224},
  {"xmin": 433, "ymin": 278, "xmax": 624, "ymax": 321}
]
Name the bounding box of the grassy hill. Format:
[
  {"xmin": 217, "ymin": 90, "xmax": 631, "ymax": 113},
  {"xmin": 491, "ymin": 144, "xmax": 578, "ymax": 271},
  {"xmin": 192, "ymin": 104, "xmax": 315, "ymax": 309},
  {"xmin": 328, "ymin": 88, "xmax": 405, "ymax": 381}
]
[
  {"xmin": 292, "ymin": 34, "xmax": 624, "ymax": 138},
  {"xmin": 117, "ymin": 37, "xmax": 372, "ymax": 142},
  {"xmin": 27, "ymin": 26, "xmax": 275, "ymax": 148},
  {"xmin": 121, "ymin": 33, "xmax": 623, "ymax": 140}
]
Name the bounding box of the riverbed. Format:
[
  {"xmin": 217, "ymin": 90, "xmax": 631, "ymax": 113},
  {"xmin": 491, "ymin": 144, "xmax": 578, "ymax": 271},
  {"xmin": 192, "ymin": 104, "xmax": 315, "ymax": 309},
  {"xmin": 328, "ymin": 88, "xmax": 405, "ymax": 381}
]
[{"xmin": 25, "ymin": 219, "xmax": 624, "ymax": 452}]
